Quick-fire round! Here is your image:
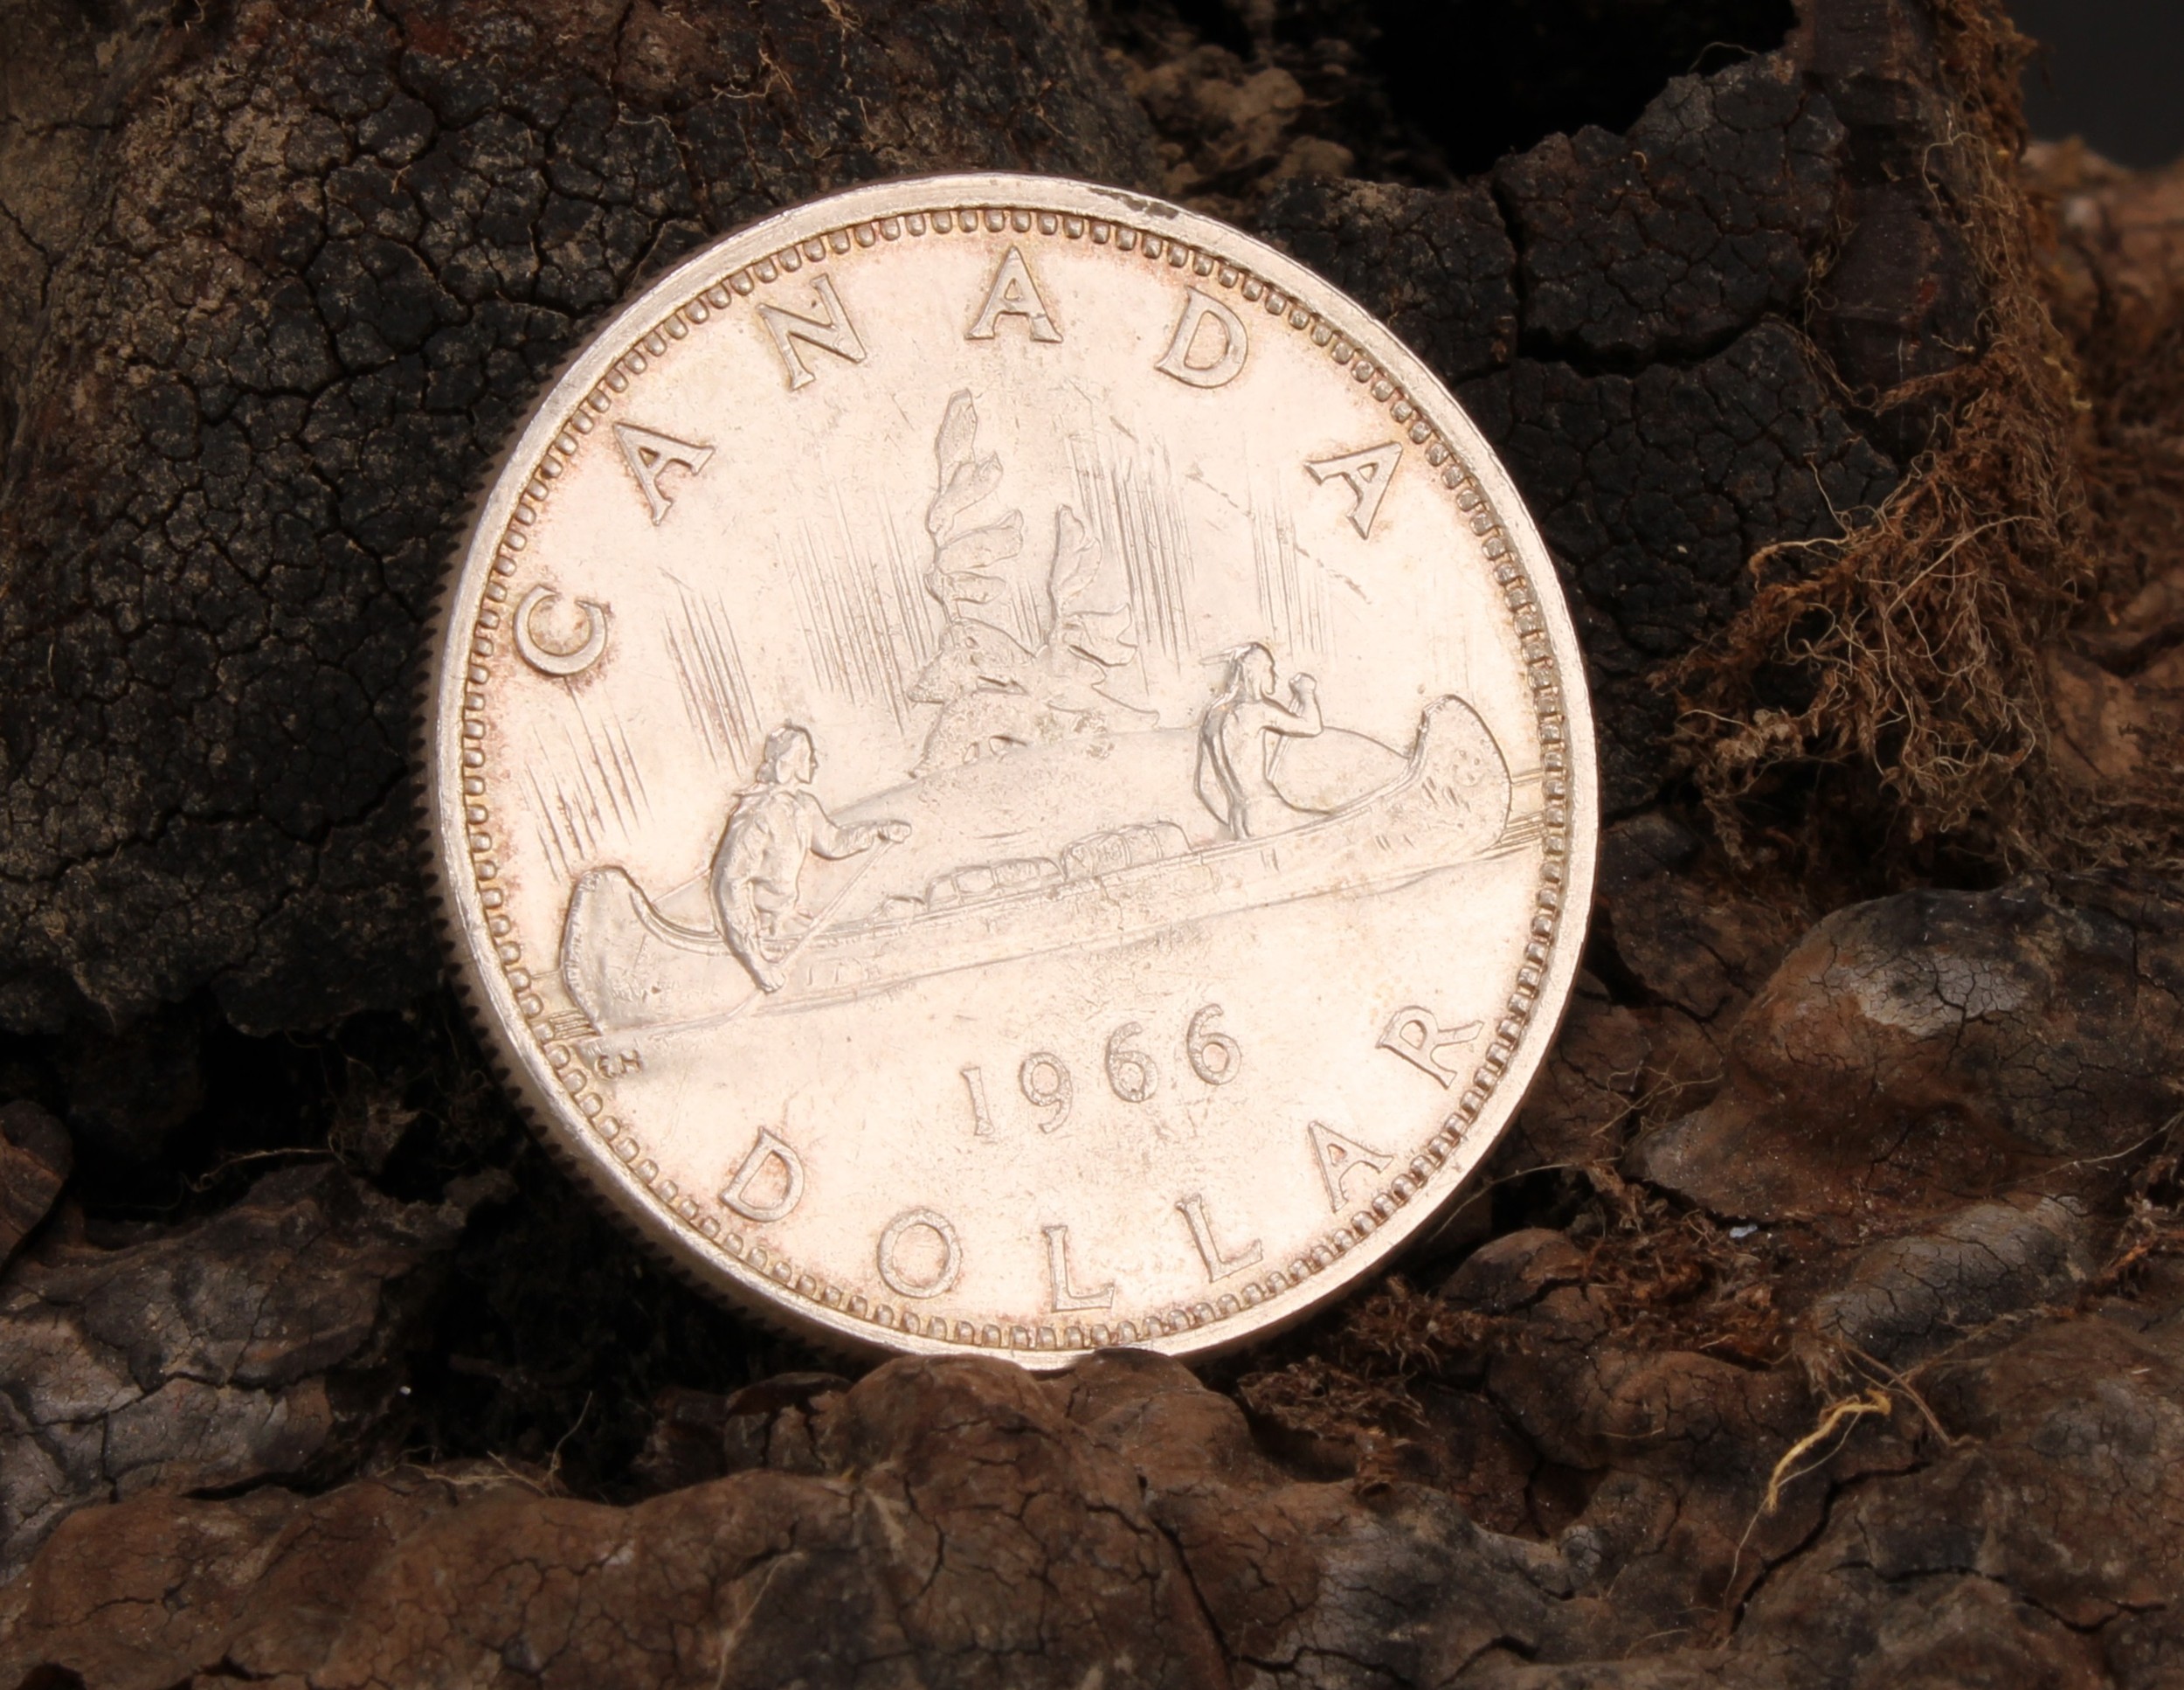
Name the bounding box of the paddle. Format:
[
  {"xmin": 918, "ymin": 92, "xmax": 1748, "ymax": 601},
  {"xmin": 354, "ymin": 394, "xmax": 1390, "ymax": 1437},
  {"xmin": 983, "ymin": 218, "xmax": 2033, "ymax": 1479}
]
[{"xmin": 717, "ymin": 835, "xmax": 899, "ymax": 1023}]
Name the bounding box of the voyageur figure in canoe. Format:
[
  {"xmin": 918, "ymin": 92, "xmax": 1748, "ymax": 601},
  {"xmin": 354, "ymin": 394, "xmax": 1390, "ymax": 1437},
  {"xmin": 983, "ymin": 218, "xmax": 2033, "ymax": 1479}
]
[
  {"xmin": 1196, "ymin": 643, "xmax": 1327, "ymax": 840},
  {"xmin": 709, "ymin": 725, "xmax": 909, "ymax": 992}
]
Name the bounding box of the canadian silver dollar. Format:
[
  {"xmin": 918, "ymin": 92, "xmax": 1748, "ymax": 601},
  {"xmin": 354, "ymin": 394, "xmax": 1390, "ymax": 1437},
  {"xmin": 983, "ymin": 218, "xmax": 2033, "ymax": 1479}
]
[{"xmin": 429, "ymin": 174, "xmax": 1598, "ymax": 1363}]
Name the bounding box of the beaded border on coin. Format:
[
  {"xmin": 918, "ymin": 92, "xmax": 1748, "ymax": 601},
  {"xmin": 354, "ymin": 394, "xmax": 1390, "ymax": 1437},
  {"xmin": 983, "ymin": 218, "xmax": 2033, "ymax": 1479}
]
[{"xmin": 430, "ymin": 174, "xmax": 1597, "ymax": 1361}]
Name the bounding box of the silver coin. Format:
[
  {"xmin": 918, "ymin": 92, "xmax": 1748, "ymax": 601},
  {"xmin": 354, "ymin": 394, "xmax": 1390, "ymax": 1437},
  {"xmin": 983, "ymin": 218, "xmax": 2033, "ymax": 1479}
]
[{"xmin": 427, "ymin": 174, "xmax": 1598, "ymax": 1364}]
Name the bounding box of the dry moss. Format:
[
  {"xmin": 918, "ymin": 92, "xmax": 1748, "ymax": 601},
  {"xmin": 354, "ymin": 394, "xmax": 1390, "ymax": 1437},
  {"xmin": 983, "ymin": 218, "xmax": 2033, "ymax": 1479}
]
[{"xmin": 1673, "ymin": 0, "xmax": 2184, "ymax": 873}]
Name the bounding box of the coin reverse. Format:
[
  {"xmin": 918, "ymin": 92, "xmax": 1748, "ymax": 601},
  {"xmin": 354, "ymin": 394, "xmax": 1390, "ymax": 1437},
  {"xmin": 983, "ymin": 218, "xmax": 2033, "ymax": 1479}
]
[{"xmin": 429, "ymin": 174, "xmax": 1598, "ymax": 1363}]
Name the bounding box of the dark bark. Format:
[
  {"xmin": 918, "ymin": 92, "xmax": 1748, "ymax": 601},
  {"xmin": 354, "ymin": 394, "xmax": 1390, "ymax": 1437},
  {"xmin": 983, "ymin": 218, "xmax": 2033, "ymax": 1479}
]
[{"xmin": 0, "ymin": 0, "xmax": 1159, "ymax": 1035}]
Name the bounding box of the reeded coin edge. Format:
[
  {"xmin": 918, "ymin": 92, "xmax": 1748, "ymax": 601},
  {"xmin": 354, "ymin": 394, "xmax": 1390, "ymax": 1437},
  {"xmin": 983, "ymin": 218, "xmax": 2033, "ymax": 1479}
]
[{"xmin": 428, "ymin": 173, "xmax": 1600, "ymax": 1365}]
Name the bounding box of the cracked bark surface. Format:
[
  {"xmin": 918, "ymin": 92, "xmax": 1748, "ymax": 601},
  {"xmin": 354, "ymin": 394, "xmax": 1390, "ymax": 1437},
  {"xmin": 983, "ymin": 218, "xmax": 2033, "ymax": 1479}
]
[
  {"xmin": 1629, "ymin": 873, "xmax": 2184, "ymax": 1226},
  {"xmin": 5, "ymin": 0, "xmax": 2182, "ymax": 1684},
  {"xmin": 0, "ymin": 0, "xmax": 1159, "ymax": 1034}
]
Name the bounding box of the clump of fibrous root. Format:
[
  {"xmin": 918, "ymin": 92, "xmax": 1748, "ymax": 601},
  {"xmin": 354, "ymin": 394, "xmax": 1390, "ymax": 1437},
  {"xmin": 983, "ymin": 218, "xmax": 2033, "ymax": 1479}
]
[{"xmin": 1676, "ymin": 0, "xmax": 2184, "ymax": 874}]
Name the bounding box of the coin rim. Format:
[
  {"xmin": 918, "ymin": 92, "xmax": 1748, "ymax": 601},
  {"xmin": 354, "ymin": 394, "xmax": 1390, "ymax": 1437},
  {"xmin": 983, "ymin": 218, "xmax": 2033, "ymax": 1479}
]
[{"xmin": 427, "ymin": 171, "xmax": 1600, "ymax": 1366}]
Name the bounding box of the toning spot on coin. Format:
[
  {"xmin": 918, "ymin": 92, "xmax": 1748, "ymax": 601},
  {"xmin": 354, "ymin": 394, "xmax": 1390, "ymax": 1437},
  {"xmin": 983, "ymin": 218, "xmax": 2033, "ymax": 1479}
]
[{"xmin": 429, "ymin": 175, "xmax": 1597, "ymax": 1362}]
